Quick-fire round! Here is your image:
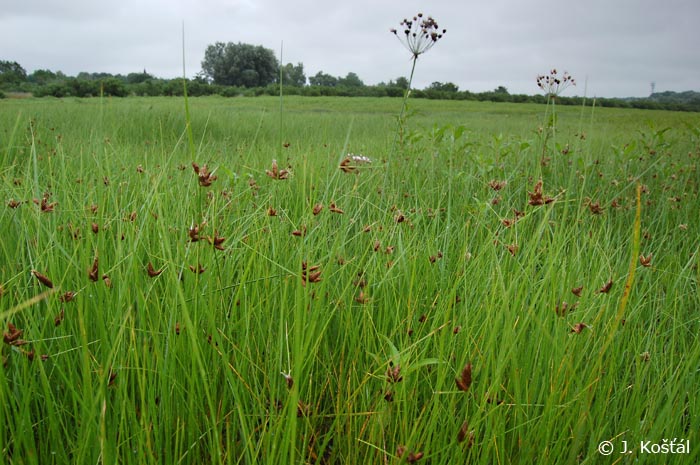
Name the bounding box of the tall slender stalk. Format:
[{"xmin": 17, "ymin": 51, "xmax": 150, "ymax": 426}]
[{"xmin": 392, "ymin": 56, "xmax": 417, "ymax": 155}]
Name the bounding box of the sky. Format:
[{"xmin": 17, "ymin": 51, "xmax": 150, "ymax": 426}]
[{"xmin": 2, "ymin": 0, "xmax": 699, "ymax": 98}]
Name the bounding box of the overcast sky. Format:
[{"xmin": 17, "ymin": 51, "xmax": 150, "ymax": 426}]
[{"xmin": 2, "ymin": 0, "xmax": 699, "ymax": 98}]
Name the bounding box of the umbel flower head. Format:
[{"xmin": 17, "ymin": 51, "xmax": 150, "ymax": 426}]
[
  {"xmin": 536, "ymin": 69, "xmax": 576, "ymax": 98},
  {"xmin": 391, "ymin": 13, "xmax": 446, "ymax": 58}
]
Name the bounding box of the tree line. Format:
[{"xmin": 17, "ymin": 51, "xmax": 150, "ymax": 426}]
[{"xmin": 2, "ymin": 44, "xmax": 699, "ymax": 112}]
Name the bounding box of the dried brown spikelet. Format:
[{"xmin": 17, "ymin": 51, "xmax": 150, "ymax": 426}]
[
  {"xmin": 108, "ymin": 369, "xmax": 117, "ymax": 387},
  {"xmin": 88, "ymin": 257, "xmax": 99, "ymax": 282},
  {"xmin": 301, "ymin": 261, "xmax": 321, "ymax": 285},
  {"xmin": 339, "ymin": 157, "xmax": 355, "ymax": 173},
  {"xmin": 597, "ymin": 279, "xmax": 613, "ymax": 294},
  {"xmin": 312, "ymin": 203, "xmax": 324, "ymax": 215},
  {"xmin": 192, "ymin": 162, "xmax": 217, "ymax": 187},
  {"xmin": 386, "ymin": 364, "xmax": 403, "ymax": 383},
  {"xmin": 488, "ymin": 179, "xmax": 507, "ymax": 191},
  {"xmin": 54, "ymin": 308, "xmax": 65, "ymax": 326},
  {"xmin": 528, "ymin": 179, "xmax": 554, "ymax": 206},
  {"xmin": 588, "ymin": 200, "xmax": 604, "ymax": 215},
  {"xmin": 91, "ymin": 222, "xmax": 99, "ymax": 234},
  {"xmin": 209, "ymin": 232, "xmax": 226, "ymax": 251},
  {"xmin": 296, "ymin": 400, "xmax": 310, "ymax": 417},
  {"xmin": 189, "ymin": 264, "xmax": 206, "ymax": 274},
  {"xmin": 355, "ymin": 290, "xmax": 369, "ymax": 304},
  {"xmin": 188, "ymin": 224, "xmax": 201, "ymax": 242},
  {"xmin": 571, "ymin": 286, "xmax": 583, "ymax": 297},
  {"xmin": 396, "ymin": 445, "xmax": 406, "ymax": 458},
  {"xmin": 329, "ymin": 202, "xmax": 344, "ymax": 214},
  {"xmin": 38, "ymin": 193, "xmax": 57, "ymax": 212},
  {"xmin": 31, "ymin": 270, "xmax": 54, "ymax": 288},
  {"xmin": 281, "ymin": 372, "xmax": 294, "ymax": 390},
  {"xmin": 59, "ymin": 291, "xmax": 76, "ymax": 302},
  {"xmin": 265, "ymin": 159, "xmax": 290, "ymax": 180},
  {"xmin": 455, "ymin": 363, "xmax": 472, "ymax": 392},
  {"xmin": 3, "ymin": 322, "xmax": 23, "ymax": 345},
  {"xmin": 570, "ymin": 322, "xmax": 588, "ymax": 334},
  {"xmin": 102, "ymin": 274, "xmax": 112, "ymax": 288},
  {"xmin": 407, "ymin": 452, "xmax": 424, "ymax": 463},
  {"xmin": 639, "ymin": 254, "xmax": 652, "ymax": 267},
  {"xmin": 146, "ymin": 262, "xmax": 163, "ymax": 277}
]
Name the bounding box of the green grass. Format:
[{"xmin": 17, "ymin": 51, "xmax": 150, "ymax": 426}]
[{"xmin": 1, "ymin": 95, "xmax": 699, "ymax": 464}]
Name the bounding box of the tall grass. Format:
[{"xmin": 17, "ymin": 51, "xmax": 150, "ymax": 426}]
[{"xmin": 1, "ymin": 96, "xmax": 699, "ymax": 464}]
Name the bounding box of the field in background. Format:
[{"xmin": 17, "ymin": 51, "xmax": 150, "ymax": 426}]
[{"xmin": 1, "ymin": 96, "xmax": 699, "ymax": 464}]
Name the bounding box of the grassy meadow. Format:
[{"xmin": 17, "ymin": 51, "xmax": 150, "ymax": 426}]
[{"xmin": 1, "ymin": 95, "xmax": 699, "ymax": 464}]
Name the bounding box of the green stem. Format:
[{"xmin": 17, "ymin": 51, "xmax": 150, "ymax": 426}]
[{"xmin": 399, "ymin": 56, "xmax": 418, "ymax": 126}]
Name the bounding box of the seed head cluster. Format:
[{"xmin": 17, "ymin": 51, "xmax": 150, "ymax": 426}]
[
  {"xmin": 536, "ymin": 69, "xmax": 576, "ymax": 97},
  {"xmin": 391, "ymin": 13, "xmax": 446, "ymax": 58}
]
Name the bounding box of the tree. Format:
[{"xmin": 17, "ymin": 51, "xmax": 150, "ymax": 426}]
[
  {"xmin": 309, "ymin": 71, "xmax": 337, "ymax": 87},
  {"xmin": 392, "ymin": 76, "xmax": 409, "ymax": 89},
  {"xmin": 28, "ymin": 69, "xmax": 58, "ymax": 85},
  {"xmin": 0, "ymin": 60, "xmax": 27, "ymax": 86},
  {"xmin": 280, "ymin": 62, "xmax": 306, "ymax": 87},
  {"xmin": 428, "ymin": 81, "xmax": 459, "ymax": 93},
  {"xmin": 201, "ymin": 42, "xmax": 279, "ymax": 87},
  {"xmin": 338, "ymin": 72, "xmax": 364, "ymax": 87},
  {"xmin": 126, "ymin": 70, "xmax": 153, "ymax": 84}
]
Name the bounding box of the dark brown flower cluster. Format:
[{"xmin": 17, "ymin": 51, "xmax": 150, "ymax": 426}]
[
  {"xmin": 536, "ymin": 69, "xmax": 576, "ymax": 97},
  {"xmin": 391, "ymin": 13, "xmax": 446, "ymax": 58},
  {"xmin": 192, "ymin": 162, "xmax": 217, "ymax": 187}
]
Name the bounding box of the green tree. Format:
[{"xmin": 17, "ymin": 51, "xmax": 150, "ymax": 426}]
[
  {"xmin": 28, "ymin": 69, "xmax": 58, "ymax": 85},
  {"xmin": 428, "ymin": 81, "xmax": 459, "ymax": 93},
  {"xmin": 100, "ymin": 78, "xmax": 128, "ymax": 97},
  {"xmin": 309, "ymin": 71, "xmax": 337, "ymax": 87},
  {"xmin": 338, "ymin": 72, "xmax": 364, "ymax": 87},
  {"xmin": 392, "ymin": 76, "xmax": 409, "ymax": 89},
  {"xmin": 126, "ymin": 70, "xmax": 154, "ymax": 84},
  {"xmin": 280, "ymin": 62, "xmax": 306, "ymax": 87},
  {"xmin": 201, "ymin": 42, "xmax": 279, "ymax": 87},
  {"xmin": 0, "ymin": 60, "xmax": 27, "ymax": 86}
]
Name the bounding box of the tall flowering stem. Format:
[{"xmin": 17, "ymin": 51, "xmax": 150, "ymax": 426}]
[
  {"xmin": 536, "ymin": 69, "xmax": 575, "ymax": 164},
  {"xmin": 390, "ymin": 14, "xmax": 446, "ymax": 152}
]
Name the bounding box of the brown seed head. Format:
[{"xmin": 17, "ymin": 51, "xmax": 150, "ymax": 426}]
[
  {"xmin": 455, "ymin": 362, "xmax": 472, "ymax": 392},
  {"xmin": 31, "ymin": 270, "xmax": 54, "ymax": 289}
]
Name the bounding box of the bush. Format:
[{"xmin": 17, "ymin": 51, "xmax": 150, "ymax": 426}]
[
  {"xmin": 219, "ymin": 86, "xmax": 243, "ymax": 97},
  {"xmin": 101, "ymin": 78, "xmax": 128, "ymax": 97},
  {"xmin": 34, "ymin": 83, "xmax": 69, "ymax": 97}
]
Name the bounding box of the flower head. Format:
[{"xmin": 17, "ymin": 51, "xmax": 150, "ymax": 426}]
[
  {"xmin": 391, "ymin": 13, "xmax": 446, "ymax": 58},
  {"xmin": 536, "ymin": 69, "xmax": 576, "ymax": 98}
]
